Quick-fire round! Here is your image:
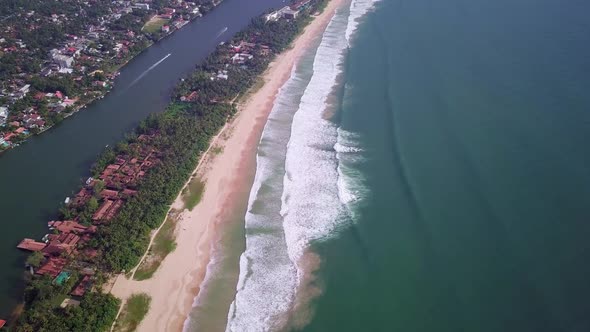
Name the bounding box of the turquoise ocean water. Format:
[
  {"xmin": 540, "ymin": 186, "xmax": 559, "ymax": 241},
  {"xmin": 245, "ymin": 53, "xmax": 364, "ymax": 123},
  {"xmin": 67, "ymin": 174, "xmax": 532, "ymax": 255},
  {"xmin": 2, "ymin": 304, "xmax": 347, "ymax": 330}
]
[
  {"xmin": 193, "ymin": 0, "xmax": 590, "ymax": 331},
  {"xmin": 303, "ymin": 0, "xmax": 590, "ymax": 331}
]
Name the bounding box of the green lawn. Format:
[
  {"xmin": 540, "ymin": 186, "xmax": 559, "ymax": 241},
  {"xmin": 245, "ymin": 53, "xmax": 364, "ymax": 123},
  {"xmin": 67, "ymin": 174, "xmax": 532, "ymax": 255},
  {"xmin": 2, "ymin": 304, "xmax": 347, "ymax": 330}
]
[
  {"xmin": 133, "ymin": 216, "xmax": 177, "ymax": 281},
  {"xmin": 142, "ymin": 17, "xmax": 169, "ymax": 34},
  {"xmin": 182, "ymin": 177, "xmax": 205, "ymax": 211}
]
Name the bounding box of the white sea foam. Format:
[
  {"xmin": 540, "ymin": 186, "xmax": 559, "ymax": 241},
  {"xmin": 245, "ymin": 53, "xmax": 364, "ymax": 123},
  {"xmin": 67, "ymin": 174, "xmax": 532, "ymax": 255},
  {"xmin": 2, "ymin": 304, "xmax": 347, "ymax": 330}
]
[
  {"xmin": 345, "ymin": 0, "xmax": 382, "ymax": 46},
  {"xmin": 227, "ymin": 0, "xmax": 379, "ymax": 331},
  {"xmin": 281, "ymin": 6, "xmax": 351, "ymax": 266},
  {"xmin": 226, "ymin": 62, "xmax": 306, "ymax": 332}
]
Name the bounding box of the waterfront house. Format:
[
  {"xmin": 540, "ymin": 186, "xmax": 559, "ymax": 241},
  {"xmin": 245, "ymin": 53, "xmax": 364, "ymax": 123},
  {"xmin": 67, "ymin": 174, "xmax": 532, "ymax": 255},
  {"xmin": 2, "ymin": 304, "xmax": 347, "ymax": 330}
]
[
  {"xmin": 48, "ymin": 220, "xmax": 97, "ymax": 235},
  {"xmin": 17, "ymin": 238, "xmax": 47, "ymax": 252},
  {"xmin": 43, "ymin": 233, "xmax": 81, "ymax": 256},
  {"xmin": 282, "ymin": 8, "xmax": 299, "ymax": 19},
  {"xmin": 73, "ymin": 187, "xmax": 92, "ymax": 206},
  {"xmin": 36, "ymin": 257, "xmax": 67, "ymax": 278},
  {"xmin": 4, "ymin": 132, "xmax": 16, "ymax": 141},
  {"xmin": 180, "ymin": 91, "xmax": 198, "ymax": 102},
  {"xmin": 264, "ymin": 11, "xmax": 281, "ymax": 22}
]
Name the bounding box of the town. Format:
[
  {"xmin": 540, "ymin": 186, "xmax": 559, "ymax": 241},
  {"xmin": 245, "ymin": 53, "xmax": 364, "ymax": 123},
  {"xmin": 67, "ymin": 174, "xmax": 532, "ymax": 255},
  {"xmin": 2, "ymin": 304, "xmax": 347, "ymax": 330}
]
[
  {"xmin": 6, "ymin": 0, "xmax": 324, "ymax": 329},
  {"xmin": 15, "ymin": 0, "xmax": 314, "ymax": 289},
  {"xmin": 16, "ymin": 132, "xmax": 161, "ymax": 305},
  {"xmin": 0, "ymin": 0, "xmax": 214, "ymax": 153}
]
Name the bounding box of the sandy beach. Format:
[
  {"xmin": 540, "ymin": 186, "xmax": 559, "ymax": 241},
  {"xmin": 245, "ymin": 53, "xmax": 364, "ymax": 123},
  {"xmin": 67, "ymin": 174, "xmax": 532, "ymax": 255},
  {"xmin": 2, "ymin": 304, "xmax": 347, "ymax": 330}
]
[{"xmin": 109, "ymin": 1, "xmax": 346, "ymax": 330}]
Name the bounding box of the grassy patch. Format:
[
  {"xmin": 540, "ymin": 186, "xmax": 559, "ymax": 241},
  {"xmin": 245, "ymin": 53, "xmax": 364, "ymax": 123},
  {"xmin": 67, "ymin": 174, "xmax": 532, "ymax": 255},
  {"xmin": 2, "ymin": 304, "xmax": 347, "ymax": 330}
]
[
  {"xmin": 182, "ymin": 177, "xmax": 205, "ymax": 211},
  {"xmin": 133, "ymin": 258, "xmax": 158, "ymax": 281},
  {"xmin": 134, "ymin": 216, "xmax": 178, "ymax": 281},
  {"xmin": 142, "ymin": 17, "xmax": 169, "ymax": 34},
  {"xmin": 114, "ymin": 293, "xmax": 151, "ymax": 332},
  {"xmin": 211, "ymin": 146, "xmax": 223, "ymax": 155},
  {"xmin": 166, "ymin": 102, "xmax": 192, "ymax": 116},
  {"xmin": 51, "ymin": 294, "xmax": 68, "ymax": 308}
]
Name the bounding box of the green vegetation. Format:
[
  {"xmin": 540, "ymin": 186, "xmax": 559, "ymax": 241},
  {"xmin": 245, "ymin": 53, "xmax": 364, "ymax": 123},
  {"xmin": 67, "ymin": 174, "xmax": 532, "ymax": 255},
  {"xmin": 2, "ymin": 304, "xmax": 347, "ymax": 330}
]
[
  {"xmin": 133, "ymin": 216, "xmax": 178, "ymax": 281},
  {"xmin": 211, "ymin": 146, "xmax": 224, "ymax": 155},
  {"xmin": 142, "ymin": 17, "xmax": 169, "ymax": 34},
  {"xmin": 16, "ymin": 278, "xmax": 120, "ymax": 332},
  {"xmin": 113, "ymin": 293, "xmax": 151, "ymax": 332},
  {"xmin": 10, "ymin": 0, "xmax": 328, "ymax": 330},
  {"xmin": 95, "ymin": 0, "xmax": 327, "ymax": 274},
  {"xmin": 235, "ymin": 77, "xmax": 265, "ymax": 104},
  {"xmin": 26, "ymin": 252, "xmax": 44, "ymax": 268},
  {"xmin": 182, "ymin": 177, "xmax": 206, "ymax": 211}
]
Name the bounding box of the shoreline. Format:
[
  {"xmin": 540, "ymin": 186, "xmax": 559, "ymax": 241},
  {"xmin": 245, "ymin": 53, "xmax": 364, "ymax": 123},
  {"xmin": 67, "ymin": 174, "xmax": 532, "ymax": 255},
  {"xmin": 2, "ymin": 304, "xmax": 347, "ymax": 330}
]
[{"xmin": 109, "ymin": 0, "xmax": 346, "ymax": 330}]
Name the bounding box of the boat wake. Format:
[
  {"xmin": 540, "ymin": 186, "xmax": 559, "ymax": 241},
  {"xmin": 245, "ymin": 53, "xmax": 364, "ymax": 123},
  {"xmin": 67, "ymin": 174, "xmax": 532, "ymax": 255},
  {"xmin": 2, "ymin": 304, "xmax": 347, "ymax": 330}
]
[
  {"xmin": 127, "ymin": 53, "xmax": 172, "ymax": 88},
  {"xmin": 215, "ymin": 27, "xmax": 229, "ymax": 39}
]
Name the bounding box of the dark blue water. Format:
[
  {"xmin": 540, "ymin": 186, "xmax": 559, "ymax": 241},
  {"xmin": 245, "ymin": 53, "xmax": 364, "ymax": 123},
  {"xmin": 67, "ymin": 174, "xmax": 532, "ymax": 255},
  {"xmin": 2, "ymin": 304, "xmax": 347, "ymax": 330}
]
[{"xmin": 304, "ymin": 0, "xmax": 590, "ymax": 331}]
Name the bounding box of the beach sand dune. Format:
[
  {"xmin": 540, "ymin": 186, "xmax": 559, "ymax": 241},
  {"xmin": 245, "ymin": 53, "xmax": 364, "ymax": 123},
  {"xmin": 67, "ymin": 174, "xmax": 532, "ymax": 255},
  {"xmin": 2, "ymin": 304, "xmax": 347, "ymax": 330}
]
[{"xmin": 110, "ymin": 1, "xmax": 346, "ymax": 330}]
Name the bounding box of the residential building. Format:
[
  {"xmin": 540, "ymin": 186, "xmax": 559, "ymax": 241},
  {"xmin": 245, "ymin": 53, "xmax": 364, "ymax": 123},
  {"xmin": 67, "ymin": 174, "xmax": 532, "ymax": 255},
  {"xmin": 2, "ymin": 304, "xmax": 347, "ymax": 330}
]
[
  {"xmin": 134, "ymin": 3, "xmax": 150, "ymax": 10},
  {"xmin": 53, "ymin": 54, "xmax": 75, "ymax": 69},
  {"xmin": 0, "ymin": 107, "xmax": 8, "ymax": 126}
]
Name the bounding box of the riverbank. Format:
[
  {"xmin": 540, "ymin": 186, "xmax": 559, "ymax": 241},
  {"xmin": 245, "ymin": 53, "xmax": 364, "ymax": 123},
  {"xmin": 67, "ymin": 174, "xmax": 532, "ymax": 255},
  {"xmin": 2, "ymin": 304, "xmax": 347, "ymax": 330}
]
[
  {"xmin": 0, "ymin": 3, "xmax": 208, "ymax": 157},
  {"xmin": 109, "ymin": 0, "xmax": 345, "ymax": 330}
]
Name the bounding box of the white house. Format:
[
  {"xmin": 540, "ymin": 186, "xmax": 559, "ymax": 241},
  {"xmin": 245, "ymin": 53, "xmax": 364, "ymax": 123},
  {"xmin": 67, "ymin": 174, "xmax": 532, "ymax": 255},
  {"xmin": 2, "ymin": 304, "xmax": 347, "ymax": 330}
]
[
  {"xmin": 134, "ymin": 3, "xmax": 150, "ymax": 10},
  {"xmin": 53, "ymin": 54, "xmax": 75, "ymax": 69},
  {"xmin": 231, "ymin": 53, "xmax": 254, "ymax": 64},
  {"xmin": 0, "ymin": 106, "xmax": 8, "ymax": 126},
  {"xmin": 264, "ymin": 11, "xmax": 281, "ymax": 22}
]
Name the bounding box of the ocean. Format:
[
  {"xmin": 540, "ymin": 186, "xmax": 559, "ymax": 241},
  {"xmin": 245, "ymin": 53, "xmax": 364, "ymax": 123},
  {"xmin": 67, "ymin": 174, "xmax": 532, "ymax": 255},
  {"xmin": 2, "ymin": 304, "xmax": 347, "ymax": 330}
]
[{"xmin": 189, "ymin": 0, "xmax": 590, "ymax": 331}]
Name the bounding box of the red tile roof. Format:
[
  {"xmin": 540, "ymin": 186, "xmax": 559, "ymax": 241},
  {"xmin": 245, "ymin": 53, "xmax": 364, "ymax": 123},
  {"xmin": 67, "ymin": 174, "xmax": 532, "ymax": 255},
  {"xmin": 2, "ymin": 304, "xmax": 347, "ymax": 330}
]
[
  {"xmin": 17, "ymin": 238, "xmax": 46, "ymax": 252},
  {"xmin": 36, "ymin": 257, "xmax": 67, "ymax": 278},
  {"xmin": 48, "ymin": 220, "xmax": 96, "ymax": 234},
  {"xmin": 71, "ymin": 275, "xmax": 92, "ymax": 297},
  {"xmin": 100, "ymin": 189, "xmax": 119, "ymax": 199},
  {"xmin": 93, "ymin": 199, "xmax": 114, "ymax": 221},
  {"xmin": 122, "ymin": 189, "xmax": 138, "ymax": 197}
]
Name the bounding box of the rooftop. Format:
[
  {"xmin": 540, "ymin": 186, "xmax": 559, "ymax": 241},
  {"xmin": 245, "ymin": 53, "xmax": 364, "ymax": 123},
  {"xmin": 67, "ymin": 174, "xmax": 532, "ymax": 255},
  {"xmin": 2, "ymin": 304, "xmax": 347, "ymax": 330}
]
[{"xmin": 17, "ymin": 238, "xmax": 46, "ymax": 252}]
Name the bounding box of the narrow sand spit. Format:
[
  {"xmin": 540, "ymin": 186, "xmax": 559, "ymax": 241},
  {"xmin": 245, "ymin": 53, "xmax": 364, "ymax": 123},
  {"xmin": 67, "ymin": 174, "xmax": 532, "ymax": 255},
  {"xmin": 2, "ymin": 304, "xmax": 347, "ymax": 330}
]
[{"xmin": 110, "ymin": 1, "xmax": 346, "ymax": 330}]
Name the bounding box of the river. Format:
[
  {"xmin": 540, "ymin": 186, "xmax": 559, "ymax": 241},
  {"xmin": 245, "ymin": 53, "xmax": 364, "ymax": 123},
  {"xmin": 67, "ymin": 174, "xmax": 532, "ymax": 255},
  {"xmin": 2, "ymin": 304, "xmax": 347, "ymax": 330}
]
[{"xmin": 0, "ymin": 0, "xmax": 285, "ymax": 317}]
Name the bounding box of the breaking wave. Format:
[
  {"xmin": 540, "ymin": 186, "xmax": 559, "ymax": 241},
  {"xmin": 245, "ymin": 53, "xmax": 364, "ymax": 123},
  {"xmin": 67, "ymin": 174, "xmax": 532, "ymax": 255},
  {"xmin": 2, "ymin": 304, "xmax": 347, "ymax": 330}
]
[{"xmin": 227, "ymin": 0, "xmax": 380, "ymax": 331}]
